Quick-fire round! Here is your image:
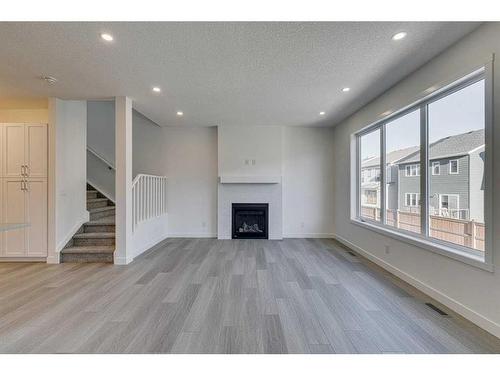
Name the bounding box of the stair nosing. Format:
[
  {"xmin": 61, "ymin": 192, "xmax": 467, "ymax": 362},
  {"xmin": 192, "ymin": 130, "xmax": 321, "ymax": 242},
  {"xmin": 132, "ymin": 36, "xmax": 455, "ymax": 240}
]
[
  {"xmin": 73, "ymin": 232, "xmax": 115, "ymax": 238},
  {"xmin": 89, "ymin": 206, "xmax": 115, "ymax": 213},
  {"xmin": 62, "ymin": 246, "xmax": 115, "ymax": 254}
]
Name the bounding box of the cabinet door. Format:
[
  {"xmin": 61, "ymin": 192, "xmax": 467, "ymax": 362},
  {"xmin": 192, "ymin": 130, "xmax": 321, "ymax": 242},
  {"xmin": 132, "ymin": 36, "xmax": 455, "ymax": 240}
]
[
  {"xmin": 2, "ymin": 178, "xmax": 27, "ymax": 256},
  {"xmin": 25, "ymin": 179, "xmax": 47, "ymax": 257},
  {"xmin": 0, "ymin": 125, "xmax": 4, "ymax": 177},
  {"xmin": 3, "ymin": 124, "xmax": 25, "ymax": 178},
  {"xmin": 0, "ymin": 180, "xmax": 3, "ymax": 255},
  {"xmin": 25, "ymin": 124, "xmax": 47, "ymax": 178}
]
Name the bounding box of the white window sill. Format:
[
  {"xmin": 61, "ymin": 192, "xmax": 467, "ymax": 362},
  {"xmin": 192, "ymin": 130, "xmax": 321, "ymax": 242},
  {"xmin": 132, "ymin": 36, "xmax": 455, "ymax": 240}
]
[{"xmin": 350, "ymin": 218, "xmax": 494, "ymax": 272}]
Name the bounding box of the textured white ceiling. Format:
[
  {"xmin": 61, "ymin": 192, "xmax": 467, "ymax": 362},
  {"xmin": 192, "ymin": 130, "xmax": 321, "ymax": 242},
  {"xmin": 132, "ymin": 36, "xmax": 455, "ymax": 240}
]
[{"xmin": 0, "ymin": 22, "xmax": 480, "ymax": 127}]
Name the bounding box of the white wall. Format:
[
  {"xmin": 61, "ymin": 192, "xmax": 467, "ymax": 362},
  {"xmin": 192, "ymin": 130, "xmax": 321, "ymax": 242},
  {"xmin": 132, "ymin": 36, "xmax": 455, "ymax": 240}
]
[
  {"xmin": 133, "ymin": 124, "xmax": 218, "ymax": 237},
  {"xmin": 54, "ymin": 99, "xmax": 88, "ymax": 251},
  {"xmin": 331, "ymin": 23, "xmax": 500, "ymax": 338},
  {"xmin": 0, "ymin": 98, "xmax": 48, "ymax": 123},
  {"xmin": 218, "ymin": 126, "xmax": 282, "ymax": 177},
  {"xmin": 283, "ymin": 126, "xmax": 335, "ymax": 237},
  {"xmin": 87, "ymin": 100, "xmax": 115, "ymax": 163},
  {"xmin": 90, "ymin": 102, "xmax": 337, "ymax": 241}
]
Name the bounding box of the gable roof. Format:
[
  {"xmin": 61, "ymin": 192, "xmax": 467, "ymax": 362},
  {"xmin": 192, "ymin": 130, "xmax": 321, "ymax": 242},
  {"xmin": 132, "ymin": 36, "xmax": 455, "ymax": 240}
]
[
  {"xmin": 397, "ymin": 129, "xmax": 484, "ymax": 164},
  {"xmin": 361, "ymin": 145, "xmax": 419, "ymax": 168}
]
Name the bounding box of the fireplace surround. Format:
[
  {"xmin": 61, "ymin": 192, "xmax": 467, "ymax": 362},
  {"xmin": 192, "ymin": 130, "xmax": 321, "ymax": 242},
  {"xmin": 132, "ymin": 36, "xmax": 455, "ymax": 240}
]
[{"xmin": 232, "ymin": 203, "xmax": 269, "ymax": 239}]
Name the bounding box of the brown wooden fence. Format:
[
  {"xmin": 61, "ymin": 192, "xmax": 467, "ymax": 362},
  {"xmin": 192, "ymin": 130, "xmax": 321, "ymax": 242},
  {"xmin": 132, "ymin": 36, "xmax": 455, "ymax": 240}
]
[{"xmin": 360, "ymin": 207, "xmax": 484, "ymax": 251}]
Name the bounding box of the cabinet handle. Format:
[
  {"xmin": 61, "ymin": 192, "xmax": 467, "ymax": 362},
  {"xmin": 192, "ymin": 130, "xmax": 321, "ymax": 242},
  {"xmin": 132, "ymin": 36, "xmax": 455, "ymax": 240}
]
[
  {"xmin": 21, "ymin": 165, "xmax": 25, "ymax": 176},
  {"xmin": 24, "ymin": 180, "xmax": 29, "ymax": 192},
  {"xmin": 20, "ymin": 180, "xmax": 25, "ymax": 191},
  {"xmin": 25, "ymin": 165, "xmax": 29, "ymax": 177}
]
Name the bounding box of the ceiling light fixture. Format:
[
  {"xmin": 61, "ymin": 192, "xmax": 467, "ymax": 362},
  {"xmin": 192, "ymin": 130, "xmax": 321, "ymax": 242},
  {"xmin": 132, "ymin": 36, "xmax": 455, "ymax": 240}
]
[
  {"xmin": 319, "ymin": 111, "xmax": 326, "ymax": 116},
  {"xmin": 100, "ymin": 33, "xmax": 114, "ymax": 42},
  {"xmin": 176, "ymin": 111, "xmax": 184, "ymax": 116},
  {"xmin": 341, "ymin": 87, "xmax": 350, "ymax": 92},
  {"xmin": 152, "ymin": 87, "xmax": 161, "ymax": 93},
  {"xmin": 392, "ymin": 32, "xmax": 407, "ymax": 41}
]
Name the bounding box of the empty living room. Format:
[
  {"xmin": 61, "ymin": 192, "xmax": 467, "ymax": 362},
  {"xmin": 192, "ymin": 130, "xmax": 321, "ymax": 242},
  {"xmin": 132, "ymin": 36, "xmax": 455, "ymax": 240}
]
[{"xmin": 1, "ymin": 1, "xmax": 500, "ymax": 373}]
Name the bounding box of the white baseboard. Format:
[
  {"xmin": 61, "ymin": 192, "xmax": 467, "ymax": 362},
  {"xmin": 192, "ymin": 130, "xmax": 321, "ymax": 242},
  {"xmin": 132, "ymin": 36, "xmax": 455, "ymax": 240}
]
[
  {"xmin": 283, "ymin": 233, "xmax": 335, "ymax": 239},
  {"xmin": 46, "ymin": 253, "xmax": 60, "ymax": 264},
  {"xmin": 0, "ymin": 257, "xmax": 46, "ymax": 262},
  {"xmin": 133, "ymin": 232, "xmax": 170, "ymax": 259},
  {"xmin": 333, "ymin": 233, "xmax": 500, "ymax": 340},
  {"xmin": 114, "ymin": 255, "xmax": 134, "ymax": 265},
  {"xmin": 168, "ymin": 233, "xmax": 217, "ymax": 238}
]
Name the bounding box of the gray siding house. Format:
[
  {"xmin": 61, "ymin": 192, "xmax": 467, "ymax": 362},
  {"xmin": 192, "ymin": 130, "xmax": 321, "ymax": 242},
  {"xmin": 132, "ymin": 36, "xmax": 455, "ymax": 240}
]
[
  {"xmin": 360, "ymin": 146, "xmax": 419, "ymax": 209},
  {"xmin": 396, "ymin": 129, "xmax": 484, "ymax": 221}
]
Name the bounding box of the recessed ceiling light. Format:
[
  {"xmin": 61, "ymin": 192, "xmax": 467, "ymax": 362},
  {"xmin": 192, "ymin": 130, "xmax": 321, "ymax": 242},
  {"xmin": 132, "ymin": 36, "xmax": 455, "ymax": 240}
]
[
  {"xmin": 341, "ymin": 87, "xmax": 350, "ymax": 92},
  {"xmin": 152, "ymin": 87, "xmax": 161, "ymax": 93},
  {"xmin": 176, "ymin": 111, "xmax": 184, "ymax": 116},
  {"xmin": 319, "ymin": 111, "xmax": 326, "ymax": 116},
  {"xmin": 392, "ymin": 32, "xmax": 407, "ymax": 41},
  {"xmin": 100, "ymin": 33, "xmax": 114, "ymax": 42}
]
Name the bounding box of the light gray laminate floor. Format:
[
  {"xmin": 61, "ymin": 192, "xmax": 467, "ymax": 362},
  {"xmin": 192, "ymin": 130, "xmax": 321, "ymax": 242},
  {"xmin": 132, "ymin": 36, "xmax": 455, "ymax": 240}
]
[{"xmin": 0, "ymin": 238, "xmax": 499, "ymax": 353}]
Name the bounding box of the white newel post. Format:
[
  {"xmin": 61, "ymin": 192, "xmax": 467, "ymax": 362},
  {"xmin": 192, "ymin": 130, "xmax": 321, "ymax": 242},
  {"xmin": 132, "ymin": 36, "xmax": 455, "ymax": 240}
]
[{"xmin": 115, "ymin": 96, "xmax": 133, "ymax": 264}]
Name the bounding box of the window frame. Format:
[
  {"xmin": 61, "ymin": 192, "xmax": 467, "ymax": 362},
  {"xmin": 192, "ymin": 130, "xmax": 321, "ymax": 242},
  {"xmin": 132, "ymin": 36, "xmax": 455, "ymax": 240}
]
[
  {"xmin": 351, "ymin": 66, "xmax": 493, "ymax": 271},
  {"xmin": 449, "ymin": 159, "xmax": 459, "ymax": 174},
  {"xmin": 405, "ymin": 193, "xmax": 420, "ymax": 207},
  {"xmin": 439, "ymin": 193, "xmax": 460, "ymax": 210},
  {"xmin": 405, "ymin": 164, "xmax": 420, "ymax": 177},
  {"xmin": 432, "ymin": 161, "xmax": 440, "ymax": 175}
]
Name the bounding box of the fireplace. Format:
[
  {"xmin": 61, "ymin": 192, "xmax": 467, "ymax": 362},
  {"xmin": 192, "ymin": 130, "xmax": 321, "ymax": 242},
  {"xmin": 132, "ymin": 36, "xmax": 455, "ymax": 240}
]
[{"xmin": 232, "ymin": 203, "xmax": 269, "ymax": 239}]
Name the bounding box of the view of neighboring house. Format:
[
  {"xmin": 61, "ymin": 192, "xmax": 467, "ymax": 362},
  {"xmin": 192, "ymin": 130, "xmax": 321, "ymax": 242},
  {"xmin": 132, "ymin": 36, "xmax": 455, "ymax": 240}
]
[
  {"xmin": 361, "ymin": 129, "xmax": 485, "ymax": 222},
  {"xmin": 397, "ymin": 129, "xmax": 485, "ymax": 221},
  {"xmin": 360, "ymin": 146, "xmax": 419, "ymax": 210}
]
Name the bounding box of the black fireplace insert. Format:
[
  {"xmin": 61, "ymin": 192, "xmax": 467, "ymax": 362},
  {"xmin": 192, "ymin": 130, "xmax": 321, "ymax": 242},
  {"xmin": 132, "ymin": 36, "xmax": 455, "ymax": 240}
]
[{"xmin": 232, "ymin": 203, "xmax": 269, "ymax": 239}]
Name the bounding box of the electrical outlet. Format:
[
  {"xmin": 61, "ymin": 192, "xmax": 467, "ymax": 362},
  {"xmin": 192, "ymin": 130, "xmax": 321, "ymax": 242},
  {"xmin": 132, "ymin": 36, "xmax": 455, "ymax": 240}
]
[
  {"xmin": 385, "ymin": 245, "xmax": 390, "ymax": 254},
  {"xmin": 202, "ymin": 221, "xmax": 207, "ymax": 228},
  {"xmin": 300, "ymin": 222, "xmax": 305, "ymax": 228}
]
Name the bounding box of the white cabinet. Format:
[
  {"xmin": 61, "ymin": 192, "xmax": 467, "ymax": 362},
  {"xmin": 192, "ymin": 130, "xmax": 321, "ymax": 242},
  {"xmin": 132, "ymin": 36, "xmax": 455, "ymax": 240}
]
[
  {"xmin": 25, "ymin": 179, "xmax": 48, "ymax": 257},
  {"xmin": 2, "ymin": 123, "xmax": 47, "ymax": 178},
  {"xmin": 26, "ymin": 124, "xmax": 48, "ymax": 178},
  {"xmin": 3, "ymin": 179, "xmax": 27, "ymax": 256},
  {"xmin": 3, "ymin": 123, "xmax": 26, "ymax": 178},
  {"xmin": 0, "ymin": 123, "xmax": 48, "ymax": 258}
]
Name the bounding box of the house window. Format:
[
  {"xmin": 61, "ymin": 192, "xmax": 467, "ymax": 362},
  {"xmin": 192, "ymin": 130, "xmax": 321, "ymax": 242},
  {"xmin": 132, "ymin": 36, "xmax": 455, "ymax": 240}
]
[
  {"xmin": 439, "ymin": 194, "xmax": 459, "ymax": 210},
  {"xmin": 405, "ymin": 164, "xmax": 420, "ymax": 176},
  {"xmin": 353, "ymin": 68, "xmax": 489, "ymax": 265},
  {"xmin": 405, "ymin": 193, "xmax": 420, "ymax": 207},
  {"xmin": 449, "ymin": 159, "xmax": 459, "ymax": 174},
  {"xmin": 432, "ymin": 161, "xmax": 440, "ymax": 175}
]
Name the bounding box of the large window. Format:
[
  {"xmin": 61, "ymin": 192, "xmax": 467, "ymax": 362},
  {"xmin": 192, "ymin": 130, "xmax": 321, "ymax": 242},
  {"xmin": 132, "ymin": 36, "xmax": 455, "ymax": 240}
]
[
  {"xmin": 354, "ymin": 69, "xmax": 489, "ymax": 264},
  {"xmin": 359, "ymin": 129, "xmax": 381, "ymax": 221}
]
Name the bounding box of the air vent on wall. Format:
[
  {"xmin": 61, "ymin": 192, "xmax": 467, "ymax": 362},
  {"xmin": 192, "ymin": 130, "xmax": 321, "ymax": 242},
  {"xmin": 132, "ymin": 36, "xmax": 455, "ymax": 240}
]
[{"xmin": 425, "ymin": 303, "xmax": 449, "ymax": 316}]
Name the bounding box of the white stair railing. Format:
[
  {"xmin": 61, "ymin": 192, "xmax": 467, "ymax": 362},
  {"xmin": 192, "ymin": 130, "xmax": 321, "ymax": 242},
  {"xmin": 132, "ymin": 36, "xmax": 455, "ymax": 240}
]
[{"xmin": 132, "ymin": 174, "xmax": 167, "ymax": 231}]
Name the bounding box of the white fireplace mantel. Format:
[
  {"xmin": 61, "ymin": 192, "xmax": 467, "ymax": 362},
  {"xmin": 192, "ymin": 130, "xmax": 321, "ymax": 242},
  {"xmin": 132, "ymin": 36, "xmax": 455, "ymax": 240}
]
[{"xmin": 218, "ymin": 175, "xmax": 281, "ymax": 184}]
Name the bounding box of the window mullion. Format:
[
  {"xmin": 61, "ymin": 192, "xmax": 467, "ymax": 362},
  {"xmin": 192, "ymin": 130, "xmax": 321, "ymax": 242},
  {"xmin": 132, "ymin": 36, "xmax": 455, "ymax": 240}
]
[
  {"xmin": 356, "ymin": 135, "xmax": 361, "ymax": 219},
  {"xmin": 420, "ymin": 105, "xmax": 429, "ymax": 237},
  {"xmin": 380, "ymin": 124, "xmax": 386, "ymax": 225}
]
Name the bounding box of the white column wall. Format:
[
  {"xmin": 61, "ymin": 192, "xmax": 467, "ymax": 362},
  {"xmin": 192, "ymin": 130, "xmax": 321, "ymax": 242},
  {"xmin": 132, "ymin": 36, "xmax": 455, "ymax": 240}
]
[{"xmin": 114, "ymin": 96, "xmax": 133, "ymax": 265}]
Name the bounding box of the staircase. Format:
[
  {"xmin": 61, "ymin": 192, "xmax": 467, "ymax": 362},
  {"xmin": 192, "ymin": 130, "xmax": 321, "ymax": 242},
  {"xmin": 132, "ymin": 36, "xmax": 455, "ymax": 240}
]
[{"xmin": 61, "ymin": 184, "xmax": 115, "ymax": 263}]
